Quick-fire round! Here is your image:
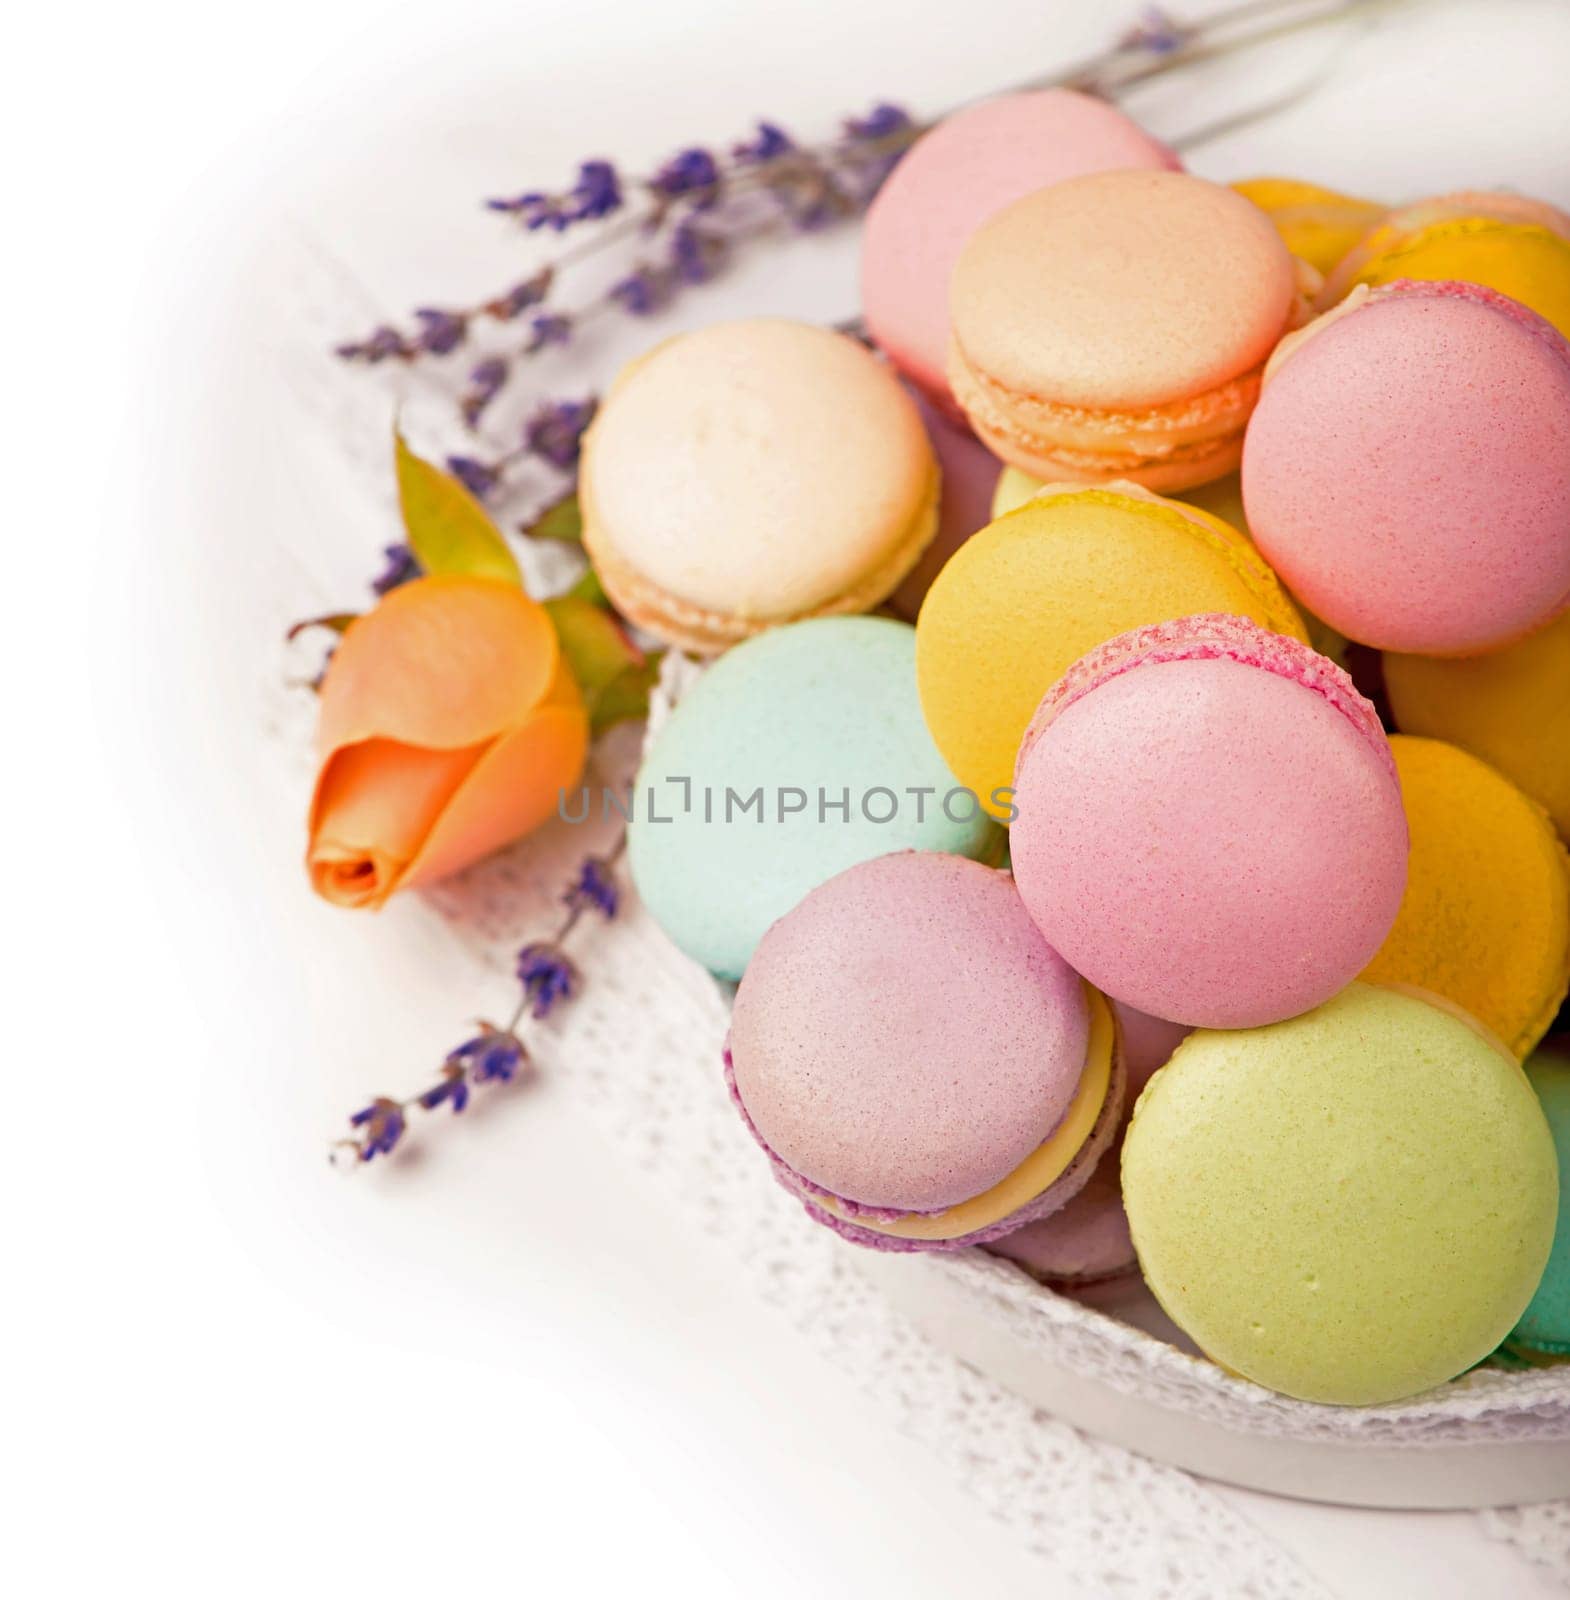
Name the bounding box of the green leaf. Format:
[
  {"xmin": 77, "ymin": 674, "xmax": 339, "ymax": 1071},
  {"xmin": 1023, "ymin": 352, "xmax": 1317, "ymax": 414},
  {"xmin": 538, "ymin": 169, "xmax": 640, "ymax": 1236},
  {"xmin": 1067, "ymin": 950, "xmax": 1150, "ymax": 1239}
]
[
  {"xmin": 394, "ymin": 428, "xmax": 521, "ymax": 585},
  {"xmin": 524, "ymin": 491, "xmax": 583, "ymax": 544},
  {"xmin": 592, "ymin": 651, "xmax": 665, "ymax": 734},
  {"xmin": 286, "ymin": 611, "xmax": 359, "ymax": 642},
  {"xmin": 563, "ymin": 566, "xmax": 607, "ymax": 606},
  {"xmin": 544, "ymin": 596, "xmax": 661, "ymax": 734}
]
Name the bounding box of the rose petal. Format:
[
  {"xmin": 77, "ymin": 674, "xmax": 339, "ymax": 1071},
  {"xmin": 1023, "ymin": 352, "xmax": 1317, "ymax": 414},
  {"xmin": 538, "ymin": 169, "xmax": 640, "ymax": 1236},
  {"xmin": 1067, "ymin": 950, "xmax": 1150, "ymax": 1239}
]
[
  {"xmin": 308, "ymin": 737, "xmax": 486, "ymax": 909},
  {"xmin": 316, "ymin": 576, "xmax": 561, "ymax": 758},
  {"xmin": 399, "ymin": 660, "xmax": 588, "ymax": 890}
]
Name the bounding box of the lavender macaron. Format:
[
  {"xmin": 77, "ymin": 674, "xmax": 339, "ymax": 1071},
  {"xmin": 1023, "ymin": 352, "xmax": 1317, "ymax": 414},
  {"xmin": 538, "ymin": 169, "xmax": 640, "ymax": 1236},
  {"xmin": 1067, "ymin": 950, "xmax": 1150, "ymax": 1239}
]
[{"xmin": 726, "ymin": 851, "xmax": 1125, "ymax": 1251}]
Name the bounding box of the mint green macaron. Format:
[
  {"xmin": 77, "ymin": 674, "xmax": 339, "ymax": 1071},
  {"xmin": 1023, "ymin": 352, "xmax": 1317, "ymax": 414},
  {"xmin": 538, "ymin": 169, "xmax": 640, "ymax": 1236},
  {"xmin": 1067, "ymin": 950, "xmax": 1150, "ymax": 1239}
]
[
  {"xmin": 629, "ymin": 616, "xmax": 1000, "ymax": 980},
  {"xmin": 1122, "ymin": 983, "xmax": 1559, "ymax": 1405},
  {"xmin": 1513, "ymin": 1042, "xmax": 1570, "ymax": 1354}
]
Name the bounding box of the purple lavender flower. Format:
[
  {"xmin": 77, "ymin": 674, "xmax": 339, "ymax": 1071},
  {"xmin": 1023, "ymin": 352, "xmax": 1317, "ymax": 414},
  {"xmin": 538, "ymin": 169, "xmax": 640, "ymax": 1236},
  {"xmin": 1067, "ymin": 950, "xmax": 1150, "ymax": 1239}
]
[
  {"xmin": 609, "ymin": 266, "xmax": 664, "ymax": 316},
  {"xmin": 670, "ymin": 221, "xmax": 727, "ymax": 285},
  {"xmin": 526, "ymin": 312, "xmax": 574, "ymax": 352},
  {"xmin": 447, "ymin": 454, "xmax": 500, "ymax": 501},
  {"xmin": 568, "ymin": 159, "xmax": 623, "ymax": 222},
  {"xmin": 335, "ymin": 324, "xmax": 410, "ymax": 363},
  {"xmin": 523, "ymin": 397, "xmax": 597, "ymax": 471},
  {"xmin": 564, "ymin": 856, "xmax": 619, "ymax": 919},
  {"xmin": 517, "ymin": 943, "xmax": 577, "ymax": 1019},
  {"xmin": 349, "ymin": 1098, "xmax": 407, "ymax": 1161},
  {"xmin": 418, "ymin": 1062, "xmax": 471, "ymax": 1114},
  {"xmin": 488, "ymin": 160, "xmax": 622, "ymax": 231},
  {"xmin": 733, "ymin": 121, "xmax": 794, "ymax": 164},
  {"xmin": 651, "ymin": 147, "xmax": 721, "ymax": 206},
  {"xmin": 413, "ymin": 307, "xmax": 467, "ymax": 355},
  {"xmin": 484, "ymin": 268, "xmax": 554, "ymax": 320},
  {"xmin": 843, "ymin": 102, "xmax": 912, "ymax": 143},
  {"xmin": 1119, "ymin": 6, "xmax": 1191, "ymax": 55},
  {"xmin": 461, "ymin": 357, "xmax": 510, "ymax": 428},
  {"xmin": 371, "ymin": 543, "xmax": 422, "ymax": 596},
  {"xmin": 470, "ymin": 1034, "xmax": 528, "ymax": 1084}
]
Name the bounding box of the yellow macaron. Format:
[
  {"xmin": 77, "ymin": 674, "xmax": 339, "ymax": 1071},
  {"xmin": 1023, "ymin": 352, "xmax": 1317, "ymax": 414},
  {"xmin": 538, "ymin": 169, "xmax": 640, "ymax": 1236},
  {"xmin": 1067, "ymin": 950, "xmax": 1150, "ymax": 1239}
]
[
  {"xmin": 1360, "ymin": 737, "xmax": 1570, "ymax": 1058},
  {"xmin": 995, "ymin": 463, "xmax": 1251, "ymax": 532},
  {"xmin": 1317, "ymin": 190, "xmax": 1570, "ymax": 336},
  {"xmin": 1385, "ymin": 611, "xmax": 1570, "ymax": 842},
  {"xmin": 990, "ymin": 465, "xmax": 1347, "ymax": 666},
  {"xmin": 914, "ymin": 482, "xmax": 1306, "ymax": 819},
  {"xmin": 1232, "ymin": 177, "xmax": 1385, "ymax": 278}
]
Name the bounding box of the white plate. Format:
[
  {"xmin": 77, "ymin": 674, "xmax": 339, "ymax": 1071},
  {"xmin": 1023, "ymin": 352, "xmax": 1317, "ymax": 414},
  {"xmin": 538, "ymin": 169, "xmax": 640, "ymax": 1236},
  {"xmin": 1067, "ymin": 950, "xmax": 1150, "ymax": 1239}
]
[{"xmin": 855, "ymin": 1249, "xmax": 1570, "ymax": 1509}]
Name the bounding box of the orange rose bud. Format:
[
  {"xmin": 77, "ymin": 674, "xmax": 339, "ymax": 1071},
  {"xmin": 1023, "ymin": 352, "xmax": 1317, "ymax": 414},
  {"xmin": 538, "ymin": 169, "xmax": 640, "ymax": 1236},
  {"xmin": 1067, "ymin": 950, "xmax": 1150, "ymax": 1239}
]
[{"xmin": 307, "ymin": 575, "xmax": 588, "ymax": 909}]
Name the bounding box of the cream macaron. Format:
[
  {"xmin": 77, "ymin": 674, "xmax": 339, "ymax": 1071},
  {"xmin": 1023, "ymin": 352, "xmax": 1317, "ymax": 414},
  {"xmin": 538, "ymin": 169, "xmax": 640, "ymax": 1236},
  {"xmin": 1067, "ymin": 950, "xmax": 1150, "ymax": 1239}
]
[{"xmin": 580, "ymin": 318, "xmax": 939, "ymax": 654}]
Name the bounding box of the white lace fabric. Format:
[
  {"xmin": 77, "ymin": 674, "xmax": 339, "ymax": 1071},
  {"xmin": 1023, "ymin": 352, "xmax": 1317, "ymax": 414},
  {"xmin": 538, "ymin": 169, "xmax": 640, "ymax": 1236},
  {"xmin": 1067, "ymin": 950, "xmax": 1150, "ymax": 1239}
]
[{"xmin": 273, "ymin": 231, "xmax": 1570, "ymax": 1596}]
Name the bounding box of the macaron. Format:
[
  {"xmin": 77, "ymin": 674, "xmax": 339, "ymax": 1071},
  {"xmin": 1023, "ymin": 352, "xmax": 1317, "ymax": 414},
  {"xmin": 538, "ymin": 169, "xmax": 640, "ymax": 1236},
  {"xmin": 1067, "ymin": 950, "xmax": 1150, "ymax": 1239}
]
[
  {"xmin": 987, "ymin": 999, "xmax": 1188, "ymax": 1287},
  {"xmin": 947, "ymin": 170, "xmax": 1307, "ymax": 491},
  {"xmin": 915, "ymin": 483, "xmax": 1307, "ymax": 819},
  {"xmin": 988, "ymin": 465, "xmax": 1348, "ymax": 666},
  {"xmin": 1243, "ymin": 279, "xmax": 1570, "ymax": 655},
  {"xmin": 888, "ymin": 390, "xmax": 1002, "ymax": 621},
  {"xmin": 1231, "ymin": 176, "xmax": 1384, "ymax": 277},
  {"xmin": 629, "ymin": 617, "xmax": 999, "ymax": 981},
  {"xmin": 985, "ymin": 1154, "xmax": 1135, "ymax": 1287},
  {"xmin": 1513, "ymin": 1042, "xmax": 1570, "ymax": 1356},
  {"xmin": 1385, "ymin": 610, "xmax": 1570, "ymax": 840},
  {"xmin": 1123, "ymin": 983, "xmax": 1559, "ymax": 1405},
  {"xmin": 1010, "ymin": 614, "xmax": 1408, "ymax": 1029},
  {"xmin": 994, "ymin": 463, "xmax": 1252, "ymax": 534},
  {"xmin": 726, "ymin": 851, "xmax": 1125, "ymax": 1251},
  {"xmin": 1318, "ymin": 190, "xmax": 1570, "ymax": 335},
  {"xmin": 1361, "ymin": 736, "xmax": 1570, "ymax": 1058},
  {"xmin": 861, "ymin": 88, "xmax": 1179, "ymax": 410},
  {"xmin": 579, "ymin": 318, "xmax": 938, "ymax": 654}
]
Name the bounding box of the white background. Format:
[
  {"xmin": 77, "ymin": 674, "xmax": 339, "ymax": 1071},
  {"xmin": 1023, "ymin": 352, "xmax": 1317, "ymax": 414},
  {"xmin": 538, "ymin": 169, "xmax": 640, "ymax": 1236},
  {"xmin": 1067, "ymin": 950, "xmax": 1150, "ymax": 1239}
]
[{"xmin": 16, "ymin": 0, "xmax": 1570, "ymax": 1595}]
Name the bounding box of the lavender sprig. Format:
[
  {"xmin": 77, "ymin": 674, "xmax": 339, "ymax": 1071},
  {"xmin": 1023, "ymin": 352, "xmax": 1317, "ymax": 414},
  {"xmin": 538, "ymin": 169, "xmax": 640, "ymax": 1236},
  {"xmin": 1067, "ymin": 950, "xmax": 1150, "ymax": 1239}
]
[
  {"xmin": 336, "ymin": 0, "xmax": 1377, "ymax": 435},
  {"xmin": 440, "ymin": 396, "xmax": 599, "ymax": 510},
  {"xmin": 333, "ymin": 100, "xmax": 920, "ymax": 404},
  {"xmin": 330, "ymin": 839, "xmax": 626, "ymax": 1169}
]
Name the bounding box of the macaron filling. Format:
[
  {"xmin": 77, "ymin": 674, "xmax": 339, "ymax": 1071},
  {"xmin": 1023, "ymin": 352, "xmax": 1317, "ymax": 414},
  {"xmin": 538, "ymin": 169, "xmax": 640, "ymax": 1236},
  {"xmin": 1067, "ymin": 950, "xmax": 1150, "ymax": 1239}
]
[
  {"xmin": 948, "ymin": 348, "xmax": 1266, "ymax": 488},
  {"xmin": 726, "ymin": 985, "xmax": 1122, "ymax": 1249}
]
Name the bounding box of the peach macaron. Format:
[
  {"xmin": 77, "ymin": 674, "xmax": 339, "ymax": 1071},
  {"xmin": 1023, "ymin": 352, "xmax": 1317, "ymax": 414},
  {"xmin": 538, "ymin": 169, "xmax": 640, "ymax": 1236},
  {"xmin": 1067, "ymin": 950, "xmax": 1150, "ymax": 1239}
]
[
  {"xmin": 580, "ymin": 318, "xmax": 938, "ymax": 654},
  {"xmin": 861, "ymin": 89, "xmax": 1178, "ymax": 411},
  {"xmin": 947, "ymin": 170, "xmax": 1309, "ymax": 492},
  {"xmin": 1243, "ymin": 279, "xmax": 1570, "ymax": 655}
]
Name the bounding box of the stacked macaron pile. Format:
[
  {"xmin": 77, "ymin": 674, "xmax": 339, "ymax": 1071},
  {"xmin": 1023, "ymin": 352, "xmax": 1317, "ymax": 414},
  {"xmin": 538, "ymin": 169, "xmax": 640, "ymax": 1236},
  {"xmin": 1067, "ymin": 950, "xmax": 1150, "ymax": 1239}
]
[{"xmin": 593, "ymin": 88, "xmax": 1570, "ymax": 1406}]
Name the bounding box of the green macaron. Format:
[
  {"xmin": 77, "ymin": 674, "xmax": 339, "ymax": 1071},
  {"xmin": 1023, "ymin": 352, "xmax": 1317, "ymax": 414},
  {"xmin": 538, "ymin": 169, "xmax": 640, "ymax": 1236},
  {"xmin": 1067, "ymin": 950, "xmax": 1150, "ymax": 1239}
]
[
  {"xmin": 1512, "ymin": 1041, "xmax": 1570, "ymax": 1355},
  {"xmin": 1122, "ymin": 983, "xmax": 1559, "ymax": 1406}
]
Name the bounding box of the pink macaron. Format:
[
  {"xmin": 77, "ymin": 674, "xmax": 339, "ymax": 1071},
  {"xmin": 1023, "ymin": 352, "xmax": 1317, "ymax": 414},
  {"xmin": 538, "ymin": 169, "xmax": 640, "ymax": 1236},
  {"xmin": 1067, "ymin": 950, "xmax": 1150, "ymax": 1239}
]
[
  {"xmin": 888, "ymin": 389, "xmax": 1003, "ymax": 620},
  {"xmin": 1243, "ymin": 279, "xmax": 1570, "ymax": 655},
  {"xmin": 726, "ymin": 851, "xmax": 1125, "ymax": 1252},
  {"xmin": 861, "ymin": 89, "xmax": 1178, "ymax": 411},
  {"xmin": 1010, "ymin": 615, "xmax": 1409, "ymax": 1029}
]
